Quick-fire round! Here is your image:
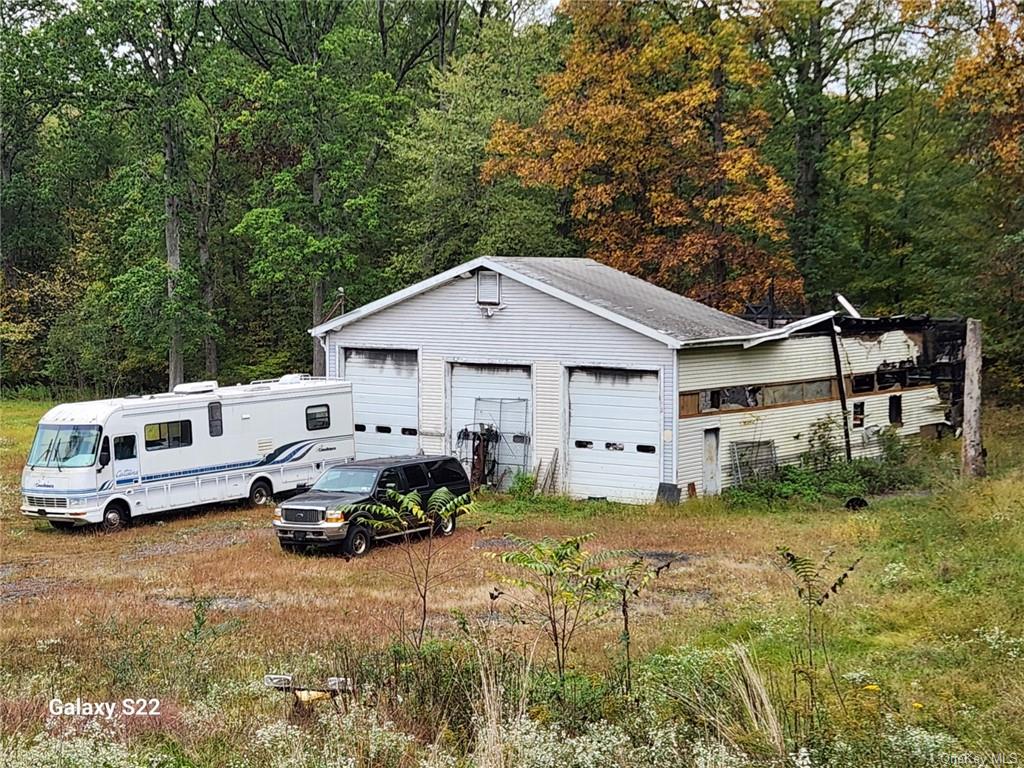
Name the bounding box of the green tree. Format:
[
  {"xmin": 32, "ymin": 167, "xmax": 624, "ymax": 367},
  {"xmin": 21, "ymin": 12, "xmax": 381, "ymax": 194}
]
[
  {"xmin": 390, "ymin": 4, "xmax": 574, "ymax": 279},
  {"xmin": 85, "ymin": 0, "xmax": 208, "ymax": 388}
]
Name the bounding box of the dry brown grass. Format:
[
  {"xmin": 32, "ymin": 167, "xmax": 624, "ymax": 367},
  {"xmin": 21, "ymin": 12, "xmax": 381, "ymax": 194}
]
[{"xmin": 1, "ymin": 483, "xmax": 866, "ymax": 677}]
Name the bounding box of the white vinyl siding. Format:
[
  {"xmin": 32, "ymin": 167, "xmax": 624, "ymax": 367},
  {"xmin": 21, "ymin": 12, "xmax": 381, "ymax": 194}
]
[
  {"xmin": 568, "ymin": 368, "xmax": 661, "ymax": 503},
  {"xmin": 678, "ymin": 336, "xmax": 837, "ymax": 392}
]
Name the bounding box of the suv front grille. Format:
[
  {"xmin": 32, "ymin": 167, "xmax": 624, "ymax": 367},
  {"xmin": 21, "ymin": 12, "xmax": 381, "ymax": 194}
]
[
  {"xmin": 25, "ymin": 495, "xmax": 68, "ymax": 508},
  {"xmin": 282, "ymin": 507, "xmax": 324, "ymax": 524}
]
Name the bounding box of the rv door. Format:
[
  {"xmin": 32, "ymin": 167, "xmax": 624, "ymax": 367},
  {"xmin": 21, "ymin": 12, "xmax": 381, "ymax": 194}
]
[{"xmin": 112, "ymin": 435, "xmax": 141, "ymax": 487}]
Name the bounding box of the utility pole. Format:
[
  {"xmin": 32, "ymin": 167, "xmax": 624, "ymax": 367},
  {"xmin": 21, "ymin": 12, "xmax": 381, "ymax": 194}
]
[{"xmin": 960, "ymin": 318, "xmax": 985, "ymax": 479}]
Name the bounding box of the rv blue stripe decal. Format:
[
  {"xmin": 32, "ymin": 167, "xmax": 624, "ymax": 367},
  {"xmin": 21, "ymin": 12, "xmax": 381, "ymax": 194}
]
[
  {"xmin": 270, "ymin": 441, "xmax": 315, "ymax": 465},
  {"xmin": 287, "ymin": 443, "xmax": 318, "ymax": 462},
  {"xmin": 140, "ymin": 459, "xmax": 262, "ymax": 483},
  {"xmin": 22, "ymin": 437, "xmax": 349, "ymax": 496}
]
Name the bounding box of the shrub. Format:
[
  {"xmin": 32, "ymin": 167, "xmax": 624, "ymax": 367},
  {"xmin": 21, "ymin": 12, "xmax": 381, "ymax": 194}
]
[
  {"xmin": 509, "ymin": 472, "xmax": 538, "ymax": 500},
  {"xmin": 725, "ymin": 443, "xmax": 923, "ymax": 506}
]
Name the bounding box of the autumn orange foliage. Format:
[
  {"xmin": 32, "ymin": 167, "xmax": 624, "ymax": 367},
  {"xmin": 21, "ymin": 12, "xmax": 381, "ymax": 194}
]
[
  {"xmin": 945, "ymin": 3, "xmax": 1024, "ymax": 188},
  {"xmin": 483, "ymin": 0, "xmax": 802, "ymax": 312}
]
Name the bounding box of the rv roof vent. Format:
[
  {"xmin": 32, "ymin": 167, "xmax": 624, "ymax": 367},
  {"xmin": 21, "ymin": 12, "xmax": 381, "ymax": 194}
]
[
  {"xmin": 279, "ymin": 373, "xmax": 309, "ymax": 384},
  {"xmin": 173, "ymin": 380, "xmax": 219, "ymax": 395}
]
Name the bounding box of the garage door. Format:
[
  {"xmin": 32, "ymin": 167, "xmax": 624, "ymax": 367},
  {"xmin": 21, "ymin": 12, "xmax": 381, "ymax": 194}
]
[
  {"xmin": 450, "ymin": 364, "xmax": 531, "ymax": 486},
  {"xmin": 568, "ymin": 368, "xmax": 661, "ymax": 503},
  {"xmin": 343, "ymin": 348, "xmax": 419, "ymax": 459}
]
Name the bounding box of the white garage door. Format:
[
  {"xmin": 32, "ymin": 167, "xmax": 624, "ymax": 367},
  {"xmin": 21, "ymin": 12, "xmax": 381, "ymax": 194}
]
[
  {"xmin": 450, "ymin": 364, "xmax": 532, "ymax": 485},
  {"xmin": 568, "ymin": 368, "xmax": 661, "ymax": 503},
  {"xmin": 343, "ymin": 348, "xmax": 419, "ymax": 459}
]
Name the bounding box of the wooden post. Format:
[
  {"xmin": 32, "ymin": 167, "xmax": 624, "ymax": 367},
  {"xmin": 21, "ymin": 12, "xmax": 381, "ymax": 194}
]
[
  {"xmin": 829, "ymin": 324, "xmax": 853, "ymax": 462},
  {"xmin": 961, "ymin": 318, "xmax": 985, "ymax": 479}
]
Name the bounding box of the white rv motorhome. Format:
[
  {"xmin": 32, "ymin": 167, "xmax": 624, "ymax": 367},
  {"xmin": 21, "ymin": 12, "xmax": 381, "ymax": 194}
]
[{"xmin": 20, "ymin": 375, "xmax": 356, "ymax": 531}]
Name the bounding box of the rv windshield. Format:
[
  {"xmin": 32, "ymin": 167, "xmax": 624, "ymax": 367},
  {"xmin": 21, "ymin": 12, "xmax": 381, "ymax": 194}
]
[
  {"xmin": 311, "ymin": 467, "xmax": 379, "ymax": 494},
  {"xmin": 28, "ymin": 425, "xmax": 103, "ymax": 469}
]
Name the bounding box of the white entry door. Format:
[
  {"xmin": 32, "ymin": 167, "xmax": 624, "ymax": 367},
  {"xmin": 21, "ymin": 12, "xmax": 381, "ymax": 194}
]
[
  {"xmin": 568, "ymin": 368, "xmax": 661, "ymax": 503},
  {"xmin": 342, "ymin": 348, "xmax": 419, "ymax": 459},
  {"xmin": 449, "ymin": 363, "xmax": 532, "ymax": 485},
  {"xmin": 703, "ymin": 428, "xmax": 721, "ymax": 495}
]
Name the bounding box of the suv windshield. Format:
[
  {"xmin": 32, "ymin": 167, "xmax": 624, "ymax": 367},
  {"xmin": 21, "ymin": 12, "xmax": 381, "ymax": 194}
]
[
  {"xmin": 311, "ymin": 467, "xmax": 379, "ymax": 494},
  {"xmin": 28, "ymin": 425, "xmax": 103, "ymax": 468}
]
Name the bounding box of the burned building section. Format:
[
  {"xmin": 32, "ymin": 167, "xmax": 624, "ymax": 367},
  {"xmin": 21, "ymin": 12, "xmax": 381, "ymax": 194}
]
[{"xmin": 836, "ymin": 316, "xmax": 967, "ymax": 433}]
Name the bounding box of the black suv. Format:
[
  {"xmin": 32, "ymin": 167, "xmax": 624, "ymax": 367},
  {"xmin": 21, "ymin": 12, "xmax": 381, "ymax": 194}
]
[{"xmin": 272, "ymin": 455, "xmax": 470, "ymax": 556}]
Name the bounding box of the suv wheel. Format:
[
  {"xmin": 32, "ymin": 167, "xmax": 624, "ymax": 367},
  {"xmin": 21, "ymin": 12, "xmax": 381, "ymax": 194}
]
[
  {"xmin": 342, "ymin": 524, "xmax": 372, "ymax": 558},
  {"xmin": 435, "ymin": 515, "xmax": 457, "ymax": 537}
]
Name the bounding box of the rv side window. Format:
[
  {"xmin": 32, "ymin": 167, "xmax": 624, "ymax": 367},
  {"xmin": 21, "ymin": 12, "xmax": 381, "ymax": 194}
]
[
  {"xmin": 306, "ymin": 404, "xmax": 330, "ymax": 431},
  {"xmin": 144, "ymin": 420, "xmax": 193, "ymax": 451},
  {"xmin": 208, "ymin": 402, "xmax": 223, "ymax": 437},
  {"xmin": 113, "ymin": 435, "xmax": 136, "ymax": 460}
]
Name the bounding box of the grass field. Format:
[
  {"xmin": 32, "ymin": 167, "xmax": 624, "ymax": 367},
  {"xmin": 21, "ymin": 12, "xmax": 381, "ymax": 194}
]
[{"xmin": 2, "ymin": 398, "xmax": 1023, "ymax": 766}]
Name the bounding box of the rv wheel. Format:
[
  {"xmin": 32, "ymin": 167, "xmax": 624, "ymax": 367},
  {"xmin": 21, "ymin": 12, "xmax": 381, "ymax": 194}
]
[
  {"xmin": 342, "ymin": 525, "xmax": 372, "ymax": 558},
  {"xmin": 101, "ymin": 502, "xmax": 129, "ymax": 532},
  {"xmin": 249, "ymin": 479, "xmax": 273, "ymax": 506}
]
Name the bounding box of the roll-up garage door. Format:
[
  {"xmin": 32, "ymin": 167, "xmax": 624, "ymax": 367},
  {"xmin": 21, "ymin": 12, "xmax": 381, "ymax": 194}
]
[
  {"xmin": 568, "ymin": 367, "xmax": 661, "ymax": 503},
  {"xmin": 450, "ymin": 363, "xmax": 532, "ymax": 485},
  {"xmin": 343, "ymin": 348, "xmax": 419, "ymax": 459}
]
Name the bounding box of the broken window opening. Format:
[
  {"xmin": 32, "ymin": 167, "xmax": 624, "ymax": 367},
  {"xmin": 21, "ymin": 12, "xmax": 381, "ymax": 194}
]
[
  {"xmin": 852, "ymin": 402, "xmax": 865, "ymax": 428},
  {"xmin": 888, "ymin": 395, "xmax": 903, "ymax": 426}
]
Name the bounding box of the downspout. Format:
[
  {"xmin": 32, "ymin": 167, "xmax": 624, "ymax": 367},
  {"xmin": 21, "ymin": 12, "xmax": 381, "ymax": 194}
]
[{"xmin": 829, "ymin": 323, "xmax": 853, "ymax": 462}]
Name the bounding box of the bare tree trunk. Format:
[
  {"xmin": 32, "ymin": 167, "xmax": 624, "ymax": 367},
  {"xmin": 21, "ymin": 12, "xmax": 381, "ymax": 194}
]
[
  {"xmin": 198, "ymin": 225, "xmax": 217, "ymax": 376},
  {"xmin": 0, "ymin": 151, "xmax": 15, "ymax": 288},
  {"xmin": 311, "ymin": 278, "xmax": 325, "ymax": 375},
  {"xmin": 311, "ymin": 160, "xmax": 326, "ymax": 376},
  {"xmin": 791, "ymin": 6, "xmax": 826, "ymax": 276},
  {"xmin": 709, "ymin": 62, "xmax": 728, "ymax": 302},
  {"xmin": 164, "ymin": 119, "xmax": 185, "ymax": 390},
  {"xmin": 961, "ymin": 318, "xmax": 985, "ymax": 478},
  {"xmin": 195, "ymin": 125, "xmax": 219, "ymax": 378}
]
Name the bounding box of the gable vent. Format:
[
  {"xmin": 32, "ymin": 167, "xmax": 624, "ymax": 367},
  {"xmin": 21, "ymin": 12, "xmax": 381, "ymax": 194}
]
[{"xmin": 476, "ymin": 270, "xmax": 500, "ymax": 305}]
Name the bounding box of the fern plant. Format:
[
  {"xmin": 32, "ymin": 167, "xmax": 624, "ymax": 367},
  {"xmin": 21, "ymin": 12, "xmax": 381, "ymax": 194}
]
[
  {"xmin": 343, "ymin": 487, "xmax": 476, "ymax": 647},
  {"xmin": 776, "ymin": 547, "xmax": 861, "ymax": 739}
]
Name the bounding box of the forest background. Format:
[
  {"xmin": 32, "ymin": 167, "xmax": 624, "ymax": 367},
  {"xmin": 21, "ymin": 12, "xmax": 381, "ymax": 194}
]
[{"xmin": 2, "ymin": 0, "xmax": 1022, "ymax": 398}]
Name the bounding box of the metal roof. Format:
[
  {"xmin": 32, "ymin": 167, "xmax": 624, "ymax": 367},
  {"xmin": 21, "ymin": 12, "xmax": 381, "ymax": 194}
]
[{"xmin": 490, "ymin": 257, "xmax": 765, "ymax": 343}]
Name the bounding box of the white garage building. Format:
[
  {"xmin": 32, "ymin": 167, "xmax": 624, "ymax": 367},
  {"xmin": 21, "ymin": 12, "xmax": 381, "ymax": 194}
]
[{"xmin": 310, "ymin": 257, "xmax": 949, "ymax": 503}]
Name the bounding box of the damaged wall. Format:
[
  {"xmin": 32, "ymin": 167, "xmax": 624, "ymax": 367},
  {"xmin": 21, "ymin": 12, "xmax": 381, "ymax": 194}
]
[{"xmin": 676, "ymin": 324, "xmax": 954, "ymax": 495}]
